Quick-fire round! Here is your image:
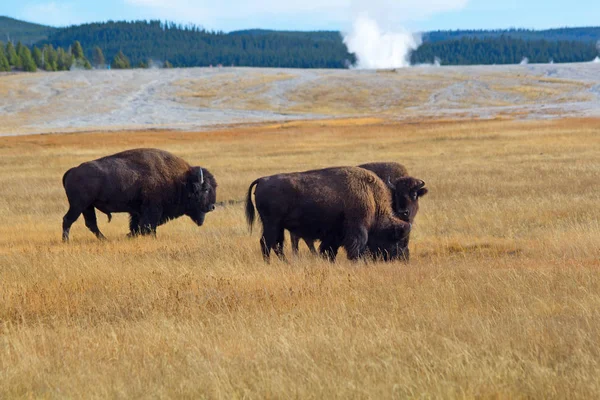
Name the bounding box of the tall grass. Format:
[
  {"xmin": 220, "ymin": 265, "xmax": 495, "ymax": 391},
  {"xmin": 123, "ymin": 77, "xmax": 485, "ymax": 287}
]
[{"xmin": 1, "ymin": 118, "xmax": 599, "ymax": 398}]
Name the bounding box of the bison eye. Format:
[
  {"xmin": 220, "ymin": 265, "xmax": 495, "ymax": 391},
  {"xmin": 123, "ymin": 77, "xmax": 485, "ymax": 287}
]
[{"xmin": 411, "ymin": 192, "xmax": 418, "ymax": 201}]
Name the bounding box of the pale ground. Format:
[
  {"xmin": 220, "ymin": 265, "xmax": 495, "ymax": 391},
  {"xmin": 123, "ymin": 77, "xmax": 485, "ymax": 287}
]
[{"xmin": 1, "ymin": 62, "xmax": 600, "ymax": 135}]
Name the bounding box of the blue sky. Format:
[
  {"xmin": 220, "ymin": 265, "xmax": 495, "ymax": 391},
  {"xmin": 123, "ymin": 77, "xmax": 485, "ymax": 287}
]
[{"xmin": 1, "ymin": 0, "xmax": 599, "ymax": 32}]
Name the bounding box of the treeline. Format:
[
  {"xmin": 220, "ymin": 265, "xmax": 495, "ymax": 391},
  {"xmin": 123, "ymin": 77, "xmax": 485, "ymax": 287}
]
[
  {"xmin": 0, "ymin": 39, "xmax": 173, "ymax": 72},
  {"xmin": 2, "ymin": 19, "xmax": 599, "ymax": 72},
  {"xmin": 41, "ymin": 20, "xmax": 354, "ymax": 68},
  {"xmin": 0, "ymin": 40, "xmax": 94, "ymax": 72},
  {"xmin": 423, "ymin": 27, "xmax": 600, "ymax": 44},
  {"xmin": 411, "ymin": 36, "xmax": 599, "ymax": 65}
]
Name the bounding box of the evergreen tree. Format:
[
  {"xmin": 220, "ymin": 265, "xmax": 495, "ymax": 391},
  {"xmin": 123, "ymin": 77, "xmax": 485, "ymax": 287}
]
[
  {"xmin": 71, "ymin": 40, "xmax": 92, "ymax": 69},
  {"xmin": 15, "ymin": 41, "xmax": 24, "ymax": 57},
  {"xmin": 0, "ymin": 42, "xmax": 10, "ymax": 72},
  {"xmin": 163, "ymin": 60, "xmax": 173, "ymax": 68},
  {"xmin": 56, "ymin": 47, "xmax": 74, "ymax": 70},
  {"xmin": 92, "ymin": 46, "xmax": 105, "ymax": 67},
  {"xmin": 43, "ymin": 44, "xmax": 58, "ymax": 71},
  {"xmin": 32, "ymin": 46, "xmax": 43, "ymax": 68},
  {"xmin": 111, "ymin": 50, "xmax": 130, "ymax": 69},
  {"xmin": 6, "ymin": 42, "xmax": 20, "ymax": 68},
  {"xmin": 71, "ymin": 40, "xmax": 84, "ymax": 59},
  {"xmin": 19, "ymin": 46, "xmax": 37, "ymax": 72}
]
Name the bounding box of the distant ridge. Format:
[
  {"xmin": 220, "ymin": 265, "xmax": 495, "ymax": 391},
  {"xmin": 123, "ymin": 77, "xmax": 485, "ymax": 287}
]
[
  {"xmin": 423, "ymin": 27, "xmax": 600, "ymax": 44},
  {"xmin": 1, "ymin": 16, "xmax": 599, "ymax": 68},
  {"xmin": 0, "ymin": 16, "xmax": 56, "ymax": 45}
]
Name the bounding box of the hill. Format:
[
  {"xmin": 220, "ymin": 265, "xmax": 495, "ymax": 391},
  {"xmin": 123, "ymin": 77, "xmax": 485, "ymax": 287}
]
[
  {"xmin": 0, "ymin": 16, "xmax": 56, "ymax": 45},
  {"xmin": 41, "ymin": 20, "xmax": 354, "ymax": 68},
  {"xmin": 1, "ymin": 17, "xmax": 599, "ymax": 68},
  {"xmin": 40, "ymin": 20, "xmax": 599, "ymax": 68},
  {"xmin": 423, "ymin": 27, "xmax": 600, "ymax": 43},
  {"xmin": 412, "ymin": 35, "xmax": 599, "ymax": 65}
]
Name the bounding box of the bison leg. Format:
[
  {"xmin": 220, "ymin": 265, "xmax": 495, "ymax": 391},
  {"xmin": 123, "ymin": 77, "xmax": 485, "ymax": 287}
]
[
  {"xmin": 290, "ymin": 233, "xmax": 301, "ymax": 255},
  {"xmin": 260, "ymin": 223, "xmax": 286, "ymax": 262},
  {"xmin": 83, "ymin": 207, "xmax": 106, "ymax": 240},
  {"xmin": 139, "ymin": 206, "xmax": 162, "ymax": 236},
  {"xmin": 127, "ymin": 213, "xmax": 141, "ymax": 237},
  {"xmin": 319, "ymin": 238, "xmax": 340, "ymax": 262},
  {"xmin": 304, "ymin": 239, "xmax": 317, "ymax": 255},
  {"xmin": 343, "ymin": 226, "xmax": 369, "ymax": 261},
  {"xmin": 291, "ymin": 233, "xmax": 317, "ymax": 256},
  {"xmin": 260, "ymin": 236, "xmax": 270, "ymax": 262},
  {"xmin": 62, "ymin": 207, "xmax": 82, "ymax": 242},
  {"xmin": 273, "ymin": 231, "xmax": 286, "ymax": 261}
]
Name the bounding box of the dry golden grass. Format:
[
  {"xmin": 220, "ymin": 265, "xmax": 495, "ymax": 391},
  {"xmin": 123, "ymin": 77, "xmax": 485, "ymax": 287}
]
[{"xmin": 1, "ymin": 118, "xmax": 600, "ymax": 398}]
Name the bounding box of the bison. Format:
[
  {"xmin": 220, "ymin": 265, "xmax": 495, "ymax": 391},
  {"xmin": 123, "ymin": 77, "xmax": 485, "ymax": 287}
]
[
  {"xmin": 62, "ymin": 148, "xmax": 217, "ymax": 241},
  {"xmin": 245, "ymin": 166, "xmax": 412, "ymax": 262},
  {"xmin": 290, "ymin": 162, "xmax": 428, "ymax": 254}
]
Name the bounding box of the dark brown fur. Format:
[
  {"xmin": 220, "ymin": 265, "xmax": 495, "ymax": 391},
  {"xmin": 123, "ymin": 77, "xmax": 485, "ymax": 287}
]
[
  {"xmin": 246, "ymin": 166, "xmax": 411, "ymax": 262},
  {"xmin": 291, "ymin": 162, "xmax": 427, "ymax": 254},
  {"xmin": 62, "ymin": 148, "xmax": 217, "ymax": 241}
]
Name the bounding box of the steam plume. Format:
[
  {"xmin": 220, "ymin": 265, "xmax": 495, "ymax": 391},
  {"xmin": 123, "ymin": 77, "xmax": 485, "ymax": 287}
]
[{"xmin": 343, "ymin": 16, "xmax": 421, "ymax": 69}]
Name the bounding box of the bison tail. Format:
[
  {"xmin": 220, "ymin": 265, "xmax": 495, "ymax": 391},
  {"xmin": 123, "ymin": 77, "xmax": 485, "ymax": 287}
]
[{"xmin": 245, "ymin": 179, "xmax": 260, "ymax": 233}]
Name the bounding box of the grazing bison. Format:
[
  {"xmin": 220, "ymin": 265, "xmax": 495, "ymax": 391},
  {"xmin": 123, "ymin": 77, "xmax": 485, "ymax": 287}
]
[
  {"xmin": 290, "ymin": 162, "xmax": 428, "ymax": 254},
  {"xmin": 245, "ymin": 166, "xmax": 412, "ymax": 262},
  {"xmin": 62, "ymin": 148, "xmax": 217, "ymax": 241}
]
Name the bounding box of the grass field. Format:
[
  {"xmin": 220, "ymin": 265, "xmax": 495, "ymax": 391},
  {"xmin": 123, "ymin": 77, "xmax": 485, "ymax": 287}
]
[{"xmin": 1, "ymin": 118, "xmax": 599, "ymax": 398}]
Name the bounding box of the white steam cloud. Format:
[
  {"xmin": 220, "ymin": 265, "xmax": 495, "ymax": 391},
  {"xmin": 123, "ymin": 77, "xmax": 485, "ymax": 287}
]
[
  {"xmin": 593, "ymin": 57, "xmax": 600, "ymax": 63},
  {"xmin": 342, "ymin": 0, "xmax": 469, "ymax": 69},
  {"xmin": 343, "ymin": 16, "xmax": 421, "ymax": 69},
  {"xmin": 520, "ymin": 57, "xmax": 529, "ymax": 65}
]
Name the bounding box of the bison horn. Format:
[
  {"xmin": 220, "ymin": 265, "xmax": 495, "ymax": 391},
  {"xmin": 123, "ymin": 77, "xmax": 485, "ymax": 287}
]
[
  {"xmin": 386, "ymin": 177, "xmax": 395, "ymax": 190},
  {"xmin": 198, "ymin": 168, "xmax": 204, "ymax": 185},
  {"xmin": 415, "ymin": 179, "xmax": 425, "ymax": 189}
]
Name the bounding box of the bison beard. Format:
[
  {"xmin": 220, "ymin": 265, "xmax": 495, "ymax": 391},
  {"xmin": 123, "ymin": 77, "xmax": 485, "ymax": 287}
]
[
  {"xmin": 290, "ymin": 162, "xmax": 428, "ymax": 256},
  {"xmin": 246, "ymin": 166, "xmax": 411, "ymax": 262},
  {"xmin": 62, "ymin": 148, "xmax": 217, "ymax": 241}
]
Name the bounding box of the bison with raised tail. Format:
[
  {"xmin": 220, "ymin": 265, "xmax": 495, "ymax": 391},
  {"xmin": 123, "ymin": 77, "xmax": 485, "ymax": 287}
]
[
  {"xmin": 290, "ymin": 162, "xmax": 428, "ymax": 255},
  {"xmin": 245, "ymin": 166, "xmax": 412, "ymax": 262},
  {"xmin": 62, "ymin": 148, "xmax": 217, "ymax": 241}
]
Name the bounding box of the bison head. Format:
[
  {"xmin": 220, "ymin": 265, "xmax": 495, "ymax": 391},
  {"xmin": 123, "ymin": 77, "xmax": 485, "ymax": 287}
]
[
  {"xmin": 186, "ymin": 167, "xmax": 217, "ymax": 226},
  {"xmin": 367, "ymin": 219, "xmax": 412, "ymax": 262},
  {"xmin": 387, "ymin": 177, "xmax": 428, "ymax": 223}
]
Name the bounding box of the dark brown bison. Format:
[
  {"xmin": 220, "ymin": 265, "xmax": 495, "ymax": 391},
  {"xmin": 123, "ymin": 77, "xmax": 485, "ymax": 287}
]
[
  {"xmin": 290, "ymin": 162, "xmax": 428, "ymax": 254},
  {"xmin": 62, "ymin": 148, "xmax": 217, "ymax": 241},
  {"xmin": 245, "ymin": 166, "xmax": 412, "ymax": 262}
]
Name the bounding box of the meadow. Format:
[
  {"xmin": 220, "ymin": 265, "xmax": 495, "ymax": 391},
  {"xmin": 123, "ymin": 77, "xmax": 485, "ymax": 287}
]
[{"xmin": 0, "ymin": 117, "xmax": 599, "ymax": 398}]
